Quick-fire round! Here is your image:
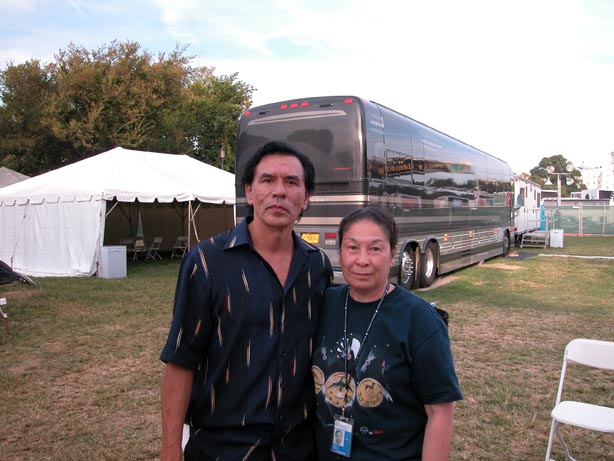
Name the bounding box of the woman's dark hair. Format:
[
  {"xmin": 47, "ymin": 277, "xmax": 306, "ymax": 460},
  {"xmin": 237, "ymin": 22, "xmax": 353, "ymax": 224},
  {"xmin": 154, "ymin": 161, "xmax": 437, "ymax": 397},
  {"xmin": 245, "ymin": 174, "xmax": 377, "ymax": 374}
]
[
  {"xmin": 241, "ymin": 141, "xmax": 315, "ymax": 193},
  {"xmin": 338, "ymin": 206, "xmax": 398, "ymax": 249}
]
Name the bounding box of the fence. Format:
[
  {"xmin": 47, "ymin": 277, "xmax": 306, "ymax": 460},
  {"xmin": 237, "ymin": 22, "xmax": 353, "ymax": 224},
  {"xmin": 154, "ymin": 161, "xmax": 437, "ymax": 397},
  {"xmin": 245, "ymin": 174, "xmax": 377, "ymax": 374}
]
[{"xmin": 544, "ymin": 203, "xmax": 614, "ymax": 236}]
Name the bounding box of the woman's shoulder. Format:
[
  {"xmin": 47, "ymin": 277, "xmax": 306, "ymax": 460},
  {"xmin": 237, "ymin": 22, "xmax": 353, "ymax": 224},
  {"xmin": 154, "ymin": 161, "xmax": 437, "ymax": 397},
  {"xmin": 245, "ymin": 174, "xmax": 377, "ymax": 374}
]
[
  {"xmin": 387, "ymin": 285, "xmax": 443, "ymax": 323},
  {"xmin": 388, "ymin": 284, "xmax": 430, "ymax": 307},
  {"xmin": 324, "ymin": 284, "xmax": 347, "ymax": 300}
]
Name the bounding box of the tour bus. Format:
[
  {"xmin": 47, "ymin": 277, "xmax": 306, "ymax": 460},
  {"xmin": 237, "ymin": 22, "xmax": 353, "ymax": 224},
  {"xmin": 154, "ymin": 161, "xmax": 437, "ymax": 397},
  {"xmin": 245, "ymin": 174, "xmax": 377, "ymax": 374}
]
[{"xmin": 235, "ymin": 96, "xmax": 514, "ymax": 289}]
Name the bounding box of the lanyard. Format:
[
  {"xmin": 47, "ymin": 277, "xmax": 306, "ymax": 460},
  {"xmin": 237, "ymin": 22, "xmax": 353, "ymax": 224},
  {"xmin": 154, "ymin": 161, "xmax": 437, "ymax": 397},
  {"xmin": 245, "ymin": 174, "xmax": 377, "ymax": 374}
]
[{"xmin": 341, "ymin": 282, "xmax": 390, "ymax": 416}]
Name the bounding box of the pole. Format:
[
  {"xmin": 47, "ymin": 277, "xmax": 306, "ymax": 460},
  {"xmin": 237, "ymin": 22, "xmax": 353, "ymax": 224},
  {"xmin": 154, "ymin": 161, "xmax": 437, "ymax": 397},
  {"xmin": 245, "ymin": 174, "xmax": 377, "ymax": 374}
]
[{"xmin": 557, "ymin": 174, "xmax": 562, "ymax": 207}]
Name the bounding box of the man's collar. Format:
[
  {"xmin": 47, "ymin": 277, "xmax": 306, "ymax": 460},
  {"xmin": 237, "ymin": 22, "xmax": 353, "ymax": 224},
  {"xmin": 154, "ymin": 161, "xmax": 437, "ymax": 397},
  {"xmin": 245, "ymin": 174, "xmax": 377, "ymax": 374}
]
[{"xmin": 225, "ymin": 217, "xmax": 319, "ymax": 253}]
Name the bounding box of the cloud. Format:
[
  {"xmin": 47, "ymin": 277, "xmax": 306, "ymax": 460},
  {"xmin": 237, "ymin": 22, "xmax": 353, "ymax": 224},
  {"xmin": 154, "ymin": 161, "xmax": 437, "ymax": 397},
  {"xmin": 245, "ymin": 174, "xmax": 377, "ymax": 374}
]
[{"xmin": 1, "ymin": 0, "xmax": 612, "ymax": 172}]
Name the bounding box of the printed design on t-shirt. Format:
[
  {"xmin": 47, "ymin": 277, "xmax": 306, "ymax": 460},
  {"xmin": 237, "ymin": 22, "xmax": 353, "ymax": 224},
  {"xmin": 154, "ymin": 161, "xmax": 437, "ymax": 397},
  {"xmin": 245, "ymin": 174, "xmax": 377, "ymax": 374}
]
[
  {"xmin": 313, "ymin": 366, "xmax": 324, "ymax": 394},
  {"xmin": 324, "ymin": 371, "xmax": 355, "ymax": 408},
  {"xmin": 313, "ymin": 333, "xmax": 392, "ymax": 410},
  {"xmin": 356, "ymin": 377, "xmax": 384, "ymax": 407}
]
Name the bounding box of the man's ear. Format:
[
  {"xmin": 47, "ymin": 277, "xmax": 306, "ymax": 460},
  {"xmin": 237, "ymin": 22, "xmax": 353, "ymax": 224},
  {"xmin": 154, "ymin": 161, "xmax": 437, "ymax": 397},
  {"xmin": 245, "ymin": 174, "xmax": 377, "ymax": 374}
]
[
  {"xmin": 302, "ymin": 192, "xmax": 311, "ymax": 210},
  {"xmin": 245, "ymin": 184, "xmax": 253, "ymax": 205}
]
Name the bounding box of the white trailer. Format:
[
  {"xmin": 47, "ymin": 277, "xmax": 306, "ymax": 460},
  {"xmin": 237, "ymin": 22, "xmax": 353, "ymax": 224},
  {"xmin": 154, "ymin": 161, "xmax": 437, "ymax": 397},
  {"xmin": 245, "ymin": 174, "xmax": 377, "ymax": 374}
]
[{"xmin": 513, "ymin": 176, "xmax": 542, "ymax": 243}]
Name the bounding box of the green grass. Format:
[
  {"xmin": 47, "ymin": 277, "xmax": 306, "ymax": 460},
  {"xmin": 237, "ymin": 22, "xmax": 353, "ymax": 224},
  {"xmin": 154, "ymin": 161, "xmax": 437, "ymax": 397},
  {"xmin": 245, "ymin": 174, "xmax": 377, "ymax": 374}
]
[{"xmin": 1, "ymin": 237, "xmax": 613, "ymax": 460}]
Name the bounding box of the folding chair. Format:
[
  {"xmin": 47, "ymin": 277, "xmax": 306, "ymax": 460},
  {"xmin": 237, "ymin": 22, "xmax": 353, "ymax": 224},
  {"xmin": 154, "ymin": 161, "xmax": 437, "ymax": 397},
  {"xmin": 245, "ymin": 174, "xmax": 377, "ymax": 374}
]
[
  {"xmin": 145, "ymin": 237, "xmax": 163, "ymax": 261},
  {"xmin": 171, "ymin": 236, "xmax": 188, "ymax": 259},
  {"xmin": 545, "ymin": 338, "xmax": 614, "ymax": 461},
  {"xmin": 132, "ymin": 238, "xmax": 147, "ymax": 261},
  {"xmin": 119, "ymin": 238, "xmax": 135, "ymax": 260}
]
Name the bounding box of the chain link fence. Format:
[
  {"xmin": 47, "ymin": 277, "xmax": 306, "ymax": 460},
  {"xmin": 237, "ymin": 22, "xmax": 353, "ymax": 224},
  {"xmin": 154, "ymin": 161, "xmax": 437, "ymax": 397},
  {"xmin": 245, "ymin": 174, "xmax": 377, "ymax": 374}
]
[{"xmin": 545, "ymin": 204, "xmax": 614, "ymax": 235}]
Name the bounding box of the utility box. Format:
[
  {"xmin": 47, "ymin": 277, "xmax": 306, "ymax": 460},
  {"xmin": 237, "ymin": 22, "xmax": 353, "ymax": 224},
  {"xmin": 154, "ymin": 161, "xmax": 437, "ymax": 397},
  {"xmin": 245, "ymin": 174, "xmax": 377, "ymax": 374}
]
[
  {"xmin": 99, "ymin": 246, "xmax": 127, "ymax": 279},
  {"xmin": 550, "ymin": 229, "xmax": 564, "ymax": 248}
]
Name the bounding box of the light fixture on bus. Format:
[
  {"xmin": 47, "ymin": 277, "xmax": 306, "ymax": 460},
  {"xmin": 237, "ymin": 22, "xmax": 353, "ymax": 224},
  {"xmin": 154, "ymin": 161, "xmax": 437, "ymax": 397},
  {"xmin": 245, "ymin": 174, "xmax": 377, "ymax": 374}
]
[
  {"xmin": 324, "ymin": 232, "xmax": 337, "ymax": 246},
  {"xmin": 280, "ymin": 101, "xmax": 310, "ymax": 110}
]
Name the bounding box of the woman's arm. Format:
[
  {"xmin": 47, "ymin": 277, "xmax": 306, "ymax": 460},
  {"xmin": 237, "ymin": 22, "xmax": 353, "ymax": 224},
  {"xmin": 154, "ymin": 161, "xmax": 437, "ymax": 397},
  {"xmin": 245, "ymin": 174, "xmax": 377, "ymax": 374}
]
[{"xmin": 422, "ymin": 402, "xmax": 455, "ymax": 461}]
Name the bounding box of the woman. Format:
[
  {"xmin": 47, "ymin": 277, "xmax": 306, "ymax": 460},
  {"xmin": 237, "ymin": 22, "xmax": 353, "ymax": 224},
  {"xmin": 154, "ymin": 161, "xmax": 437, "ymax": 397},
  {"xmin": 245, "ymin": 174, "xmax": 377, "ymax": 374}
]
[{"xmin": 312, "ymin": 206, "xmax": 462, "ymax": 460}]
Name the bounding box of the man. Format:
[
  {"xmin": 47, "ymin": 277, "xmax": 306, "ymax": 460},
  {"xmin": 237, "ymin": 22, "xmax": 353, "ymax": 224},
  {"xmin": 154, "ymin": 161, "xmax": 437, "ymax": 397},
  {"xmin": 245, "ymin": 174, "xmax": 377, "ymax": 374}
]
[{"xmin": 160, "ymin": 141, "xmax": 332, "ymax": 461}]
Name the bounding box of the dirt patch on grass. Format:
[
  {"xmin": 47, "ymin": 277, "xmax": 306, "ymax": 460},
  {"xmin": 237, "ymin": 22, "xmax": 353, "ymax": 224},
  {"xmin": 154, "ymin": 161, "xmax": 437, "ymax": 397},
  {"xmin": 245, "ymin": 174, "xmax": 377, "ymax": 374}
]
[
  {"xmin": 484, "ymin": 263, "xmax": 523, "ymax": 270},
  {"xmin": 0, "ymin": 285, "xmax": 39, "ymax": 300},
  {"xmin": 417, "ymin": 275, "xmax": 460, "ymax": 291}
]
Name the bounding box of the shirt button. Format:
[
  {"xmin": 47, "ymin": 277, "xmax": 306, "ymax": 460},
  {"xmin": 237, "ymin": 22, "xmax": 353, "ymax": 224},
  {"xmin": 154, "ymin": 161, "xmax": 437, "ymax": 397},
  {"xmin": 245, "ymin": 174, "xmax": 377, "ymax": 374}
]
[
  {"xmin": 278, "ymin": 415, "xmax": 284, "ymax": 420},
  {"xmin": 281, "ymin": 351, "xmax": 287, "ymax": 357}
]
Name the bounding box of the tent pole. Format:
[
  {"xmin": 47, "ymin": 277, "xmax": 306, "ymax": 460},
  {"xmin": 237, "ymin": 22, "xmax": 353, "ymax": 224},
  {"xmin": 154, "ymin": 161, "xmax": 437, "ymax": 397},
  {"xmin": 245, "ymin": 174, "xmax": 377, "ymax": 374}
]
[
  {"xmin": 104, "ymin": 200, "xmax": 119, "ymax": 219},
  {"xmin": 187, "ymin": 201, "xmax": 192, "ymax": 250},
  {"xmin": 190, "ymin": 201, "xmax": 201, "ymax": 243}
]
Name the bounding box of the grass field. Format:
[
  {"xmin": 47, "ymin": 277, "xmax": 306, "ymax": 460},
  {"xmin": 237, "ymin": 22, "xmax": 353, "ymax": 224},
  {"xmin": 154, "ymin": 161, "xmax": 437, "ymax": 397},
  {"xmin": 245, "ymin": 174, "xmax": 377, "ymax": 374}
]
[{"xmin": 1, "ymin": 236, "xmax": 613, "ymax": 460}]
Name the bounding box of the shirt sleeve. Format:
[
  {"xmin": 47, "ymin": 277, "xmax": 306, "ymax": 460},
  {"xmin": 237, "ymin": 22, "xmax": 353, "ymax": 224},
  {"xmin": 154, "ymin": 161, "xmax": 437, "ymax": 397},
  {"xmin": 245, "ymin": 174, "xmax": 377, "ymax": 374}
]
[
  {"xmin": 160, "ymin": 246, "xmax": 214, "ymax": 369},
  {"xmin": 410, "ymin": 305, "xmax": 463, "ymax": 405}
]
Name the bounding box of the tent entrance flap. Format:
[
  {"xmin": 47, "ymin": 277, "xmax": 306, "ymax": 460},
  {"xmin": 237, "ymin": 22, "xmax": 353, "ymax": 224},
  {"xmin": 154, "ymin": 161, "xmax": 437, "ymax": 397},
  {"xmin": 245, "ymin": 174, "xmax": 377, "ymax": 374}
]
[{"xmin": 103, "ymin": 200, "xmax": 234, "ymax": 252}]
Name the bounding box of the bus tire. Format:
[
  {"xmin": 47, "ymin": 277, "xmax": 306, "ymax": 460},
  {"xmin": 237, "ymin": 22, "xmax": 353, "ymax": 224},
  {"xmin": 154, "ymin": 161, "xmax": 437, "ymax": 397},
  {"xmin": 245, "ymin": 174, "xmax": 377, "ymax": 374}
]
[
  {"xmin": 399, "ymin": 245, "xmax": 418, "ymax": 290},
  {"xmin": 503, "ymin": 231, "xmax": 511, "ymax": 256},
  {"xmin": 420, "ymin": 241, "xmax": 438, "ymax": 288}
]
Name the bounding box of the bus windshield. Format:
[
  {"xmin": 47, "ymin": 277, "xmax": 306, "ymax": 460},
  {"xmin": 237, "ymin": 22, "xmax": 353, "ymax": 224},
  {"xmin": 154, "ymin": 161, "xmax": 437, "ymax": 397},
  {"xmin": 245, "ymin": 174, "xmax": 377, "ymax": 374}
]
[{"xmin": 236, "ymin": 101, "xmax": 363, "ymax": 187}]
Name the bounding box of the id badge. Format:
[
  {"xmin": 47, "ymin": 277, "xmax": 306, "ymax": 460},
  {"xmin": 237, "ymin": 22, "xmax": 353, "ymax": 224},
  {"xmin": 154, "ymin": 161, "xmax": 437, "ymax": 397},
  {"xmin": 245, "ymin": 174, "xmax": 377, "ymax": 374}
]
[{"xmin": 331, "ymin": 415, "xmax": 354, "ymax": 458}]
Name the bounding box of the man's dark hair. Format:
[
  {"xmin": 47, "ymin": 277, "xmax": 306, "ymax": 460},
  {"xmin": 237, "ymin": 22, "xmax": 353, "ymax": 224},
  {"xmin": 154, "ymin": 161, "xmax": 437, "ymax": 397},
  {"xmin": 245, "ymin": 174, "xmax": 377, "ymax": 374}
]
[
  {"xmin": 241, "ymin": 141, "xmax": 316, "ymax": 217},
  {"xmin": 338, "ymin": 206, "xmax": 398, "ymax": 249}
]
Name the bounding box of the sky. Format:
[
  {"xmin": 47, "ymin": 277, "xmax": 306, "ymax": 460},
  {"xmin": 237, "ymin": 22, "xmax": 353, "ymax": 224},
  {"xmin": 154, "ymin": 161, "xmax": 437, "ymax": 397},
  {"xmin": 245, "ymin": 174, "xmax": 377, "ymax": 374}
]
[{"xmin": 1, "ymin": 0, "xmax": 613, "ymax": 174}]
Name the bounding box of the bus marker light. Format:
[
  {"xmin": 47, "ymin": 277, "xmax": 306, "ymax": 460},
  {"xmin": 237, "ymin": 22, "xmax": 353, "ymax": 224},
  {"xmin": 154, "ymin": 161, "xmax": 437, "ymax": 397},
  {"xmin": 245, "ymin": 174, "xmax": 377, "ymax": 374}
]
[
  {"xmin": 301, "ymin": 101, "xmax": 309, "ymax": 107},
  {"xmin": 344, "ymin": 98, "xmax": 353, "ymax": 104},
  {"xmin": 281, "ymin": 104, "xmax": 288, "ymax": 109}
]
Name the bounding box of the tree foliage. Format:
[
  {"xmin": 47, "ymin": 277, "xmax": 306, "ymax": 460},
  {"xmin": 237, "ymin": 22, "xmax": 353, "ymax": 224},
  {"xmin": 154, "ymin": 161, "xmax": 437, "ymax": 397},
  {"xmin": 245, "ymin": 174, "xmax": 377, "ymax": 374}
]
[
  {"xmin": 529, "ymin": 155, "xmax": 584, "ymax": 197},
  {"xmin": 0, "ymin": 41, "xmax": 254, "ymax": 174}
]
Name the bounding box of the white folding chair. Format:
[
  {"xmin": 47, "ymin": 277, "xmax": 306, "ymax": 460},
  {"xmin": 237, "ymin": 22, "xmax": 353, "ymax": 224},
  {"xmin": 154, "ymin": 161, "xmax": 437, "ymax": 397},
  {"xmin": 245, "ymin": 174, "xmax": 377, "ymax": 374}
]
[
  {"xmin": 171, "ymin": 236, "xmax": 188, "ymax": 259},
  {"xmin": 545, "ymin": 338, "xmax": 614, "ymax": 461},
  {"xmin": 145, "ymin": 237, "xmax": 163, "ymax": 261},
  {"xmin": 132, "ymin": 238, "xmax": 147, "ymax": 261},
  {"xmin": 182, "ymin": 423, "xmax": 189, "ymax": 451}
]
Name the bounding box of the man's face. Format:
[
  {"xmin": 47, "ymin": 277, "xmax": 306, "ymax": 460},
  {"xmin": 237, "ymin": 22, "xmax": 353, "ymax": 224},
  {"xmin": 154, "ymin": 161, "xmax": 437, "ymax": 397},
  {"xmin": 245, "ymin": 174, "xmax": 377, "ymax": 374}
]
[{"xmin": 245, "ymin": 154, "xmax": 310, "ymax": 230}]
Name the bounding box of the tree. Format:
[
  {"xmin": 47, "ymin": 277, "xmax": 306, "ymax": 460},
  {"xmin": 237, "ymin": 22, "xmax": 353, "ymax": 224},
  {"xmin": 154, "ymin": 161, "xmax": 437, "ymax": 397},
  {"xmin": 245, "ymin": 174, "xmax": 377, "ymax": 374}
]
[
  {"xmin": 529, "ymin": 155, "xmax": 584, "ymax": 197},
  {"xmin": 183, "ymin": 73, "xmax": 253, "ymax": 171},
  {"xmin": 0, "ymin": 60, "xmax": 69, "ymax": 174},
  {"xmin": 0, "ymin": 41, "xmax": 254, "ymax": 175}
]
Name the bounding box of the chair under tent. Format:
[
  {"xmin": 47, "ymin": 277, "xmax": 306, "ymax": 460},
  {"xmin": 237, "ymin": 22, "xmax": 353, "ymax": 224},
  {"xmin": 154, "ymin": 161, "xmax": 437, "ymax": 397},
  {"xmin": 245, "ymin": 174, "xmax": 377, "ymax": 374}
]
[
  {"xmin": 145, "ymin": 237, "xmax": 163, "ymax": 261},
  {"xmin": 171, "ymin": 236, "xmax": 188, "ymax": 259},
  {"xmin": 132, "ymin": 238, "xmax": 147, "ymax": 261}
]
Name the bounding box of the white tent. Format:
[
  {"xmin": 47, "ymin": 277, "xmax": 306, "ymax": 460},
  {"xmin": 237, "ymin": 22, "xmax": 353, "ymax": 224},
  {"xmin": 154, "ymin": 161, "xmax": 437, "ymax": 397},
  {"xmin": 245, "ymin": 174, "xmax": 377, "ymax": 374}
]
[{"xmin": 0, "ymin": 147, "xmax": 235, "ymax": 277}]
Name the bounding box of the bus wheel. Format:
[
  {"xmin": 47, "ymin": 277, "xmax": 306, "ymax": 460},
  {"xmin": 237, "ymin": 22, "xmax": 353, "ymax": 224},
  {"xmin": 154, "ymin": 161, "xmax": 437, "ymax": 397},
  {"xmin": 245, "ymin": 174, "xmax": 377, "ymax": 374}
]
[
  {"xmin": 399, "ymin": 246, "xmax": 417, "ymax": 290},
  {"xmin": 420, "ymin": 241, "xmax": 438, "ymax": 288},
  {"xmin": 503, "ymin": 231, "xmax": 511, "ymax": 256}
]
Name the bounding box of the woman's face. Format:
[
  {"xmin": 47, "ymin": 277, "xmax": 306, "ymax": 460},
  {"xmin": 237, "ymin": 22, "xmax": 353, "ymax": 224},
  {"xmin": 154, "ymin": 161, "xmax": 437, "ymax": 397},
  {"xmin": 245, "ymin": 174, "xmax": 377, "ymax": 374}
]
[{"xmin": 339, "ymin": 219, "xmax": 395, "ymax": 302}]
